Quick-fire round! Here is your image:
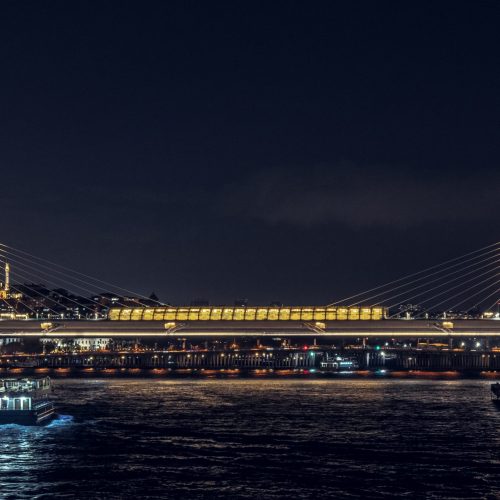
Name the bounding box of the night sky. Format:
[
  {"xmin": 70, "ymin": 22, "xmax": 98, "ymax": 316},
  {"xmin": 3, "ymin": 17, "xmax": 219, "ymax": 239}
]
[{"xmin": 1, "ymin": 1, "xmax": 499, "ymax": 305}]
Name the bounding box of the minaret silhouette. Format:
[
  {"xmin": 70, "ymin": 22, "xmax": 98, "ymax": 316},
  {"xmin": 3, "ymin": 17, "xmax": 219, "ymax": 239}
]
[{"xmin": 5, "ymin": 262, "xmax": 9, "ymax": 293}]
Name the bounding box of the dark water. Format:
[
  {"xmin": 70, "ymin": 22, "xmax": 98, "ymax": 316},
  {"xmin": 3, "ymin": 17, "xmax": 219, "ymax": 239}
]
[{"xmin": 1, "ymin": 379, "xmax": 500, "ymax": 499}]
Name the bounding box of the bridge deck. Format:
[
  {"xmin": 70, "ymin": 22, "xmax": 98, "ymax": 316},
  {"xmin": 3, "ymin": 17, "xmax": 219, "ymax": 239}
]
[{"xmin": 0, "ymin": 319, "xmax": 499, "ymax": 337}]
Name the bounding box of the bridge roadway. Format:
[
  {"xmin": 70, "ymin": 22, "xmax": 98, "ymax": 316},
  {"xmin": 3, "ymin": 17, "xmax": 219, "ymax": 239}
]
[{"xmin": 0, "ymin": 319, "xmax": 500, "ymax": 338}]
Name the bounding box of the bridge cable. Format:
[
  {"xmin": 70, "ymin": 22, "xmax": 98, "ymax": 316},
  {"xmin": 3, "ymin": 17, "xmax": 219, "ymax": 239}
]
[
  {"xmin": 0, "ymin": 292, "xmax": 38, "ymax": 316},
  {"xmin": 414, "ymin": 277, "xmax": 500, "ymax": 318},
  {"xmin": 377, "ymin": 258, "xmax": 500, "ymax": 310},
  {"xmin": 348, "ymin": 243, "xmax": 500, "ymax": 307},
  {"xmin": 387, "ymin": 266, "xmax": 500, "ymax": 316},
  {"xmin": 328, "ymin": 241, "xmax": 499, "ymax": 306},
  {"xmin": 0, "ymin": 262, "xmax": 61, "ymax": 316},
  {"xmin": 481, "ymin": 294, "xmax": 500, "ymax": 316},
  {"xmin": 0, "ymin": 246, "xmax": 149, "ymax": 308},
  {"xmin": 0, "ymin": 243, "xmax": 165, "ymax": 305},
  {"xmin": 402, "ymin": 271, "xmax": 500, "ymax": 319},
  {"xmin": 0, "ymin": 257, "xmax": 110, "ymax": 317},
  {"xmin": 0, "ymin": 251, "xmax": 135, "ymax": 310},
  {"xmin": 0, "ymin": 255, "xmax": 103, "ymax": 314},
  {"xmin": 0, "ymin": 266, "xmax": 72, "ymax": 316},
  {"xmin": 352, "ymin": 253, "xmax": 500, "ymax": 308},
  {"xmin": 349, "ymin": 250, "xmax": 500, "ymax": 307},
  {"xmin": 0, "ymin": 280, "xmax": 57, "ymax": 316},
  {"xmin": 446, "ymin": 283, "xmax": 500, "ymax": 314}
]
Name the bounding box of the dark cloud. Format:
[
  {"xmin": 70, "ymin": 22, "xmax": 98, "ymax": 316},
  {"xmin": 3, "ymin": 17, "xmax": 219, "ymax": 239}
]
[
  {"xmin": 223, "ymin": 165, "xmax": 500, "ymax": 228},
  {"xmin": 0, "ymin": 1, "xmax": 499, "ymax": 303}
]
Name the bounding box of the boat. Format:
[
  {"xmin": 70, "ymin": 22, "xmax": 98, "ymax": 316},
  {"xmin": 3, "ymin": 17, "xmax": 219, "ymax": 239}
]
[
  {"xmin": 491, "ymin": 383, "xmax": 500, "ymax": 405},
  {"xmin": 10, "ymin": 359, "xmax": 38, "ymax": 368},
  {"xmin": 320, "ymin": 355, "xmax": 359, "ymax": 372},
  {"xmin": 0, "ymin": 377, "xmax": 56, "ymax": 425}
]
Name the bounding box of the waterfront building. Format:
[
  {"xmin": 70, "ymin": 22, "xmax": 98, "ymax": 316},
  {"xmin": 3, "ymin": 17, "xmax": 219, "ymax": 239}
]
[{"xmin": 41, "ymin": 337, "xmax": 112, "ymax": 351}]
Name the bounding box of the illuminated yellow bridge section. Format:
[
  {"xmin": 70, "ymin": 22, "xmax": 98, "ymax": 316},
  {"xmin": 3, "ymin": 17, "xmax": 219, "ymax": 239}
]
[{"xmin": 108, "ymin": 306, "xmax": 387, "ymax": 322}]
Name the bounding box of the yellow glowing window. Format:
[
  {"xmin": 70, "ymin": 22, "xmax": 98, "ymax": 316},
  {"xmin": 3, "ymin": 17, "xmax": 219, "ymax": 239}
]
[
  {"xmin": 268, "ymin": 308, "xmax": 279, "ymax": 320},
  {"xmin": 188, "ymin": 308, "xmax": 200, "ymax": 321},
  {"xmin": 222, "ymin": 308, "xmax": 234, "ymax": 320},
  {"xmin": 245, "ymin": 308, "xmax": 256, "ymax": 320},
  {"xmin": 210, "ymin": 308, "xmax": 222, "ymax": 320},
  {"xmin": 313, "ymin": 308, "xmax": 326, "ymax": 321},
  {"xmin": 199, "ymin": 308, "xmax": 211, "ymax": 320},
  {"xmin": 176, "ymin": 308, "xmax": 189, "ymax": 321},
  {"xmin": 143, "ymin": 309, "xmax": 154, "ymax": 321},
  {"xmin": 256, "ymin": 308, "xmax": 268, "ymax": 320},
  {"xmin": 279, "ymin": 308, "xmax": 291, "ymax": 320},
  {"xmin": 337, "ymin": 308, "xmax": 348, "ymax": 320},
  {"xmin": 165, "ymin": 308, "xmax": 177, "ymax": 321},
  {"xmin": 360, "ymin": 308, "xmax": 371, "ymax": 320},
  {"xmin": 117, "ymin": 308, "xmax": 126, "ymax": 320},
  {"xmin": 348, "ymin": 308, "xmax": 360, "ymax": 320},
  {"xmin": 120, "ymin": 309, "xmax": 132, "ymax": 320},
  {"xmin": 102, "ymin": 305, "xmax": 389, "ymax": 322},
  {"xmin": 108, "ymin": 309, "xmax": 120, "ymax": 320},
  {"xmin": 325, "ymin": 308, "xmax": 337, "ymax": 320},
  {"xmin": 233, "ymin": 308, "xmax": 245, "ymax": 320},
  {"xmin": 153, "ymin": 308, "xmax": 166, "ymax": 320},
  {"xmin": 301, "ymin": 308, "xmax": 313, "ymax": 321},
  {"xmin": 131, "ymin": 309, "xmax": 144, "ymax": 321}
]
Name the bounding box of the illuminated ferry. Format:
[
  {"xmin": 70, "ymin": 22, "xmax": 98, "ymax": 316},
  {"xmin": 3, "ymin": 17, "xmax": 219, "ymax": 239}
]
[
  {"xmin": 320, "ymin": 355, "xmax": 359, "ymax": 371},
  {"xmin": 0, "ymin": 377, "xmax": 56, "ymax": 425}
]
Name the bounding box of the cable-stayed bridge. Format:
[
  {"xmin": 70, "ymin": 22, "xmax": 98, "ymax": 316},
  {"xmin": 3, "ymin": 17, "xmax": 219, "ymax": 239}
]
[{"xmin": 0, "ymin": 242, "xmax": 499, "ymax": 340}]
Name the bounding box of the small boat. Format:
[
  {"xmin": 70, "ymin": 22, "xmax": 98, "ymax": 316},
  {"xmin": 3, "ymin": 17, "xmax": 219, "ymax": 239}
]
[
  {"xmin": 491, "ymin": 383, "xmax": 500, "ymax": 405},
  {"xmin": 10, "ymin": 360, "xmax": 38, "ymax": 368},
  {"xmin": 320, "ymin": 355, "xmax": 359, "ymax": 372},
  {"xmin": 0, "ymin": 377, "xmax": 56, "ymax": 425}
]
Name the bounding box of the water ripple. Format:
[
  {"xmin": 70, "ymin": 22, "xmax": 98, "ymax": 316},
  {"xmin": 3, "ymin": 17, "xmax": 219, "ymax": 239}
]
[{"xmin": 0, "ymin": 379, "xmax": 499, "ymax": 498}]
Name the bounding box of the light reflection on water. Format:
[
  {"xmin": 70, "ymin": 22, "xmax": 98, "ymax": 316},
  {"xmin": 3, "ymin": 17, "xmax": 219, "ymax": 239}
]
[{"xmin": 0, "ymin": 379, "xmax": 499, "ymax": 499}]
